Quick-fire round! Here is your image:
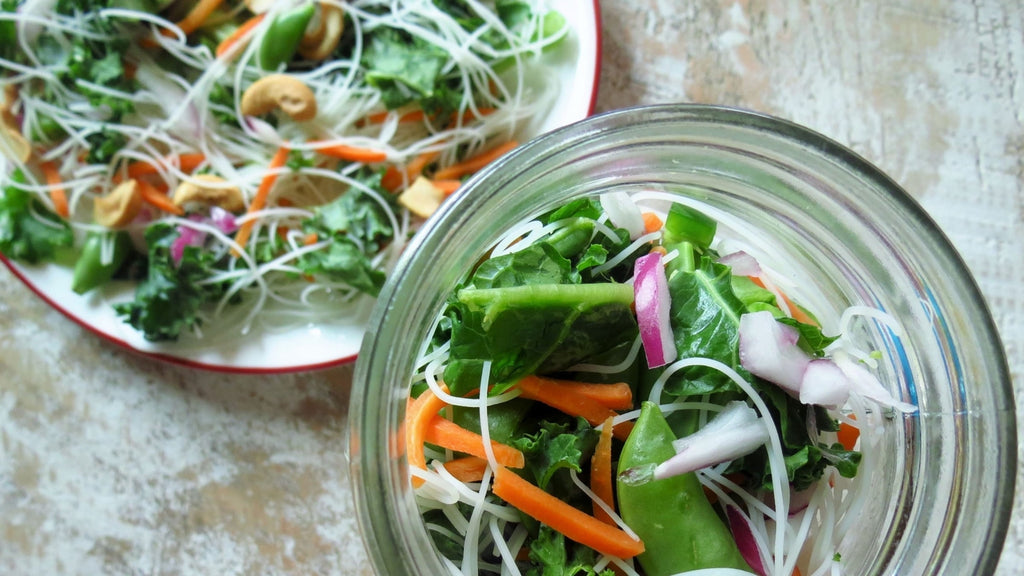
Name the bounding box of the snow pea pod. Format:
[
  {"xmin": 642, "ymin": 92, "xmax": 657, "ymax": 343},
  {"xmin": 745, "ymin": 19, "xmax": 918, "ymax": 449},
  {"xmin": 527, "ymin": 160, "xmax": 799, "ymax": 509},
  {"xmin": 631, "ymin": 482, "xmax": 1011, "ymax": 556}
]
[
  {"xmin": 617, "ymin": 401, "xmax": 751, "ymax": 576},
  {"xmin": 72, "ymin": 231, "xmax": 131, "ymax": 295},
  {"xmin": 259, "ymin": 3, "xmax": 316, "ymax": 71}
]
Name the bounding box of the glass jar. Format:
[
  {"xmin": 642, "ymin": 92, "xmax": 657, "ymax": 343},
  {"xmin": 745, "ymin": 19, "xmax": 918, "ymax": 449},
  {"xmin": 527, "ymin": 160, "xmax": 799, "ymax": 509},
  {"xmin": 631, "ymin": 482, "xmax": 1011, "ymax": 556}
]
[{"xmin": 349, "ymin": 105, "xmax": 1016, "ymax": 575}]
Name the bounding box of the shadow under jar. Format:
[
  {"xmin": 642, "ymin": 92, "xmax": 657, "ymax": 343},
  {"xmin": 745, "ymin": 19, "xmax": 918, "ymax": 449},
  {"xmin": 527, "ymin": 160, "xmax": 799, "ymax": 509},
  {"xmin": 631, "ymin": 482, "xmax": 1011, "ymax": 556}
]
[{"xmin": 349, "ymin": 104, "xmax": 1016, "ymax": 575}]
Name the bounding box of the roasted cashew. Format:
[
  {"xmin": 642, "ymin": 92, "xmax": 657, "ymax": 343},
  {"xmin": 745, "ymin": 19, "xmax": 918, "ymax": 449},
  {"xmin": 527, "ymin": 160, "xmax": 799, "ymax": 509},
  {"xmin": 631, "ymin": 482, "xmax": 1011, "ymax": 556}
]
[
  {"xmin": 298, "ymin": 3, "xmax": 344, "ymax": 61},
  {"xmin": 0, "ymin": 126, "xmax": 31, "ymax": 164},
  {"xmin": 173, "ymin": 174, "xmax": 246, "ymax": 212},
  {"xmin": 240, "ymin": 74, "xmax": 318, "ymax": 121},
  {"xmin": 244, "ymin": 0, "xmax": 276, "ymax": 14},
  {"xmin": 398, "ymin": 176, "xmax": 445, "ymax": 219},
  {"xmin": 94, "ymin": 180, "xmax": 143, "ymax": 228}
]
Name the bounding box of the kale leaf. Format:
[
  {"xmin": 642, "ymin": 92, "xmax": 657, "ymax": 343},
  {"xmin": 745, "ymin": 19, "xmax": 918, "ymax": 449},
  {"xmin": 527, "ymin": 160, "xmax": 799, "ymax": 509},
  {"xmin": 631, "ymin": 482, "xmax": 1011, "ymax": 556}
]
[
  {"xmin": 526, "ymin": 525, "xmax": 616, "ymax": 576},
  {"xmin": 512, "ymin": 417, "xmax": 598, "ymax": 492},
  {"xmin": 0, "ymin": 171, "xmax": 74, "ymax": 264},
  {"xmin": 114, "ymin": 223, "xmax": 228, "ymax": 341},
  {"xmin": 295, "ymin": 174, "xmax": 395, "ymax": 296},
  {"xmin": 443, "ymin": 282, "xmax": 636, "ymax": 395},
  {"xmin": 362, "ymin": 27, "xmax": 448, "ymax": 109}
]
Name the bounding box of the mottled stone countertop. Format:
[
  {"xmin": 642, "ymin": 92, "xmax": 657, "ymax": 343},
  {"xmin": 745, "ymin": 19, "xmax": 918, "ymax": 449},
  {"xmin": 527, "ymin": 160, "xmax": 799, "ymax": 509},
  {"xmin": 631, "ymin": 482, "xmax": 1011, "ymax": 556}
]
[{"xmin": 1, "ymin": 1, "xmax": 1021, "ymax": 574}]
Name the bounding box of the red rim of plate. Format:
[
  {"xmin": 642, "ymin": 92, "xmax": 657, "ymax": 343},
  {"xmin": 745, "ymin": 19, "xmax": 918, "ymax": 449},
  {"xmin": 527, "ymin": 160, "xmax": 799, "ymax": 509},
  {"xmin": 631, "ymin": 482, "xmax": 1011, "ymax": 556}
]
[{"xmin": 0, "ymin": 3, "xmax": 604, "ymax": 375}]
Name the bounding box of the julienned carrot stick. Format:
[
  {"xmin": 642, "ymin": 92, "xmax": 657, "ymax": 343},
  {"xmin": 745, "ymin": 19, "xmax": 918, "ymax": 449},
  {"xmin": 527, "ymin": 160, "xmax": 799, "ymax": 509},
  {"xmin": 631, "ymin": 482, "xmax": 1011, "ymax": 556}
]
[
  {"xmin": 40, "ymin": 161, "xmax": 68, "ymax": 218},
  {"xmin": 433, "ymin": 140, "xmax": 517, "ymax": 181},
  {"xmin": 125, "ymin": 153, "xmax": 207, "ymax": 180},
  {"xmin": 555, "ymin": 381, "xmax": 633, "ymax": 411},
  {"xmin": 642, "ymin": 212, "xmax": 663, "ymax": 234},
  {"xmin": 432, "ymin": 179, "xmax": 462, "ymax": 196},
  {"xmin": 313, "ymin": 142, "xmax": 388, "ymax": 163},
  {"xmin": 137, "ymin": 180, "xmax": 184, "ymax": 215},
  {"xmin": 382, "ymin": 149, "xmax": 442, "ymax": 192},
  {"xmin": 232, "ymin": 146, "xmax": 289, "ymax": 256},
  {"xmin": 424, "ymin": 416, "xmax": 525, "ymax": 469},
  {"xmin": 492, "ymin": 466, "xmax": 645, "ymax": 559},
  {"xmin": 748, "ymin": 276, "xmax": 817, "ymax": 326},
  {"xmin": 360, "ymin": 109, "xmax": 427, "ymax": 126},
  {"xmin": 515, "ymin": 375, "xmax": 634, "ymax": 441},
  {"xmin": 406, "ymin": 385, "xmax": 449, "ymax": 488},
  {"xmin": 591, "ymin": 416, "xmax": 616, "ymax": 525},
  {"xmin": 173, "ymin": 0, "xmax": 224, "ymax": 35},
  {"xmin": 443, "ymin": 456, "xmax": 489, "ymax": 483},
  {"xmin": 215, "ymin": 14, "xmax": 266, "ymax": 58},
  {"xmin": 837, "ymin": 418, "xmax": 859, "ymax": 452}
]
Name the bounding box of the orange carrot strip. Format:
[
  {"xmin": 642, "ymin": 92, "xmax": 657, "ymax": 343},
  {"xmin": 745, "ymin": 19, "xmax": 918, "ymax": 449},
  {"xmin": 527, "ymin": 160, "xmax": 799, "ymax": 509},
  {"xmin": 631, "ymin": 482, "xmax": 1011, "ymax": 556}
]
[
  {"xmin": 591, "ymin": 416, "xmax": 616, "ymax": 525},
  {"xmin": 125, "ymin": 153, "xmax": 207, "ymax": 180},
  {"xmin": 215, "ymin": 14, "xmax": 265, "ymax": 59},
  {"xmin": 794, "ymin": 567, "xmax": 802, "ymax": 576},
  {"xmin": 650, "ymin": 245, "xmax": 668, "ymax": 256},
  {"xmin": 433, "ymin": 140, "xmax": 518, "ymax": 181},
  {"xmin": 172, "ymin": 0, "xmax": 225, "ymax": 35},
  {"xmin": 642, "ymin": 212, "xmax": 663, "ymax": 234},
  {"xmin": 382, "ymin": 149, "xmax": 442, "ymax": 192},
  {"xmin": 40, "ymin": 161, "xmax": 69, "ymax": 219},
  {"xmin": 424, "ymin": 416, "xmax": 525, "ymax": 469},
  {"xmin": 432, "ymin": 179, "xmax": 462, "ymax": 196},
  {"xmin": 302, "ymin": 232, "xmax": 319, "ymax": 246},
  {"xmin": 748, "ymin": 276, "xmax": 818, "ymax": 326},
  {"xmin": 554, "ymin": 381, "xmax": 633, "ymax": 411},
  {"xmin": 313, "ymin": 142, "xmax": 388, "ymax": 163},
  {"xmin": 492, "ymin": 466, "xmax": 645, "ymax": 559},
  {"xmin": 137, "ymin": 180, "xmax": 184, "ymax": 215},
  {"xmin": 406, "ymin": 385, "xmax": 450, "ymax": 488},
  {"xmin": 515, "ymin": 375, "xmax": 634, "ymax": 441},
  {"xmin": 442, "ymin": 456, "xmax": 489, "ymax": 483},
  {"xmin": 360, "ymin": 109, "xmax": 427, "ymax": 126},
  {"xmin": 233, "ymin": 145, "xmax": 290, "ymax": 256},
  {"xmin": 837, "ymin": 418, "xmax": 859, "ymax": 452}
]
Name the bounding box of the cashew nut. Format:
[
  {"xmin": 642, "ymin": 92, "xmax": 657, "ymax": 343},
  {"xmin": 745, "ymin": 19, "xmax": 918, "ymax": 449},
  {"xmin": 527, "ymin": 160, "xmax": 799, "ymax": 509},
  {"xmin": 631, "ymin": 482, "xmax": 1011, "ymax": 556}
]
[
  {"xmin": 94, "ymin": 180, "xmax": 144, "ymax": 228},
  {"xmin": 0, "ymin": 126, "xmax": 30, "ymax": 164},
  {"xmin": 298, "ymin": 3, "xmax": 344, "ymax": 61},
  {"xmin": 172, "ymin": 174, "xmax": 246, "ymax": 212},
  {"xmin": 398, "ymin": 176, "xmax": 445, "ymax": 219},
  {"xmin": 244, "ymin": 0, "xmax": 276, "ymax": 14},
  {"xmin": 240, "ymin": 74, "xmax": 318, "ymax": 122}
]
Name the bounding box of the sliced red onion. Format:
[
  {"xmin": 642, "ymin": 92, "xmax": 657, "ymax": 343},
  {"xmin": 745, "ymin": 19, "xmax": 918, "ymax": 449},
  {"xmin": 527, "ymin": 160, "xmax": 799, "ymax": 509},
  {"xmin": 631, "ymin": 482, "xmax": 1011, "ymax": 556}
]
[
  {"xmin": 208, "ymin": 206, "xmax": 238, "ymax": 234},
  {"xmin": 170, "ymin": 224, "xmax": 207, "ymax": 265},
  {"xmin": 718, "ymin": 250, "xmax": 762, "ymax": 277},
  {"xmin": 244, "ymin": 116, "xmax": 283, "ymax": 144},
  {"xmin": 834, "ymin": 354, "xmax": 918, "ymax": 413},
  {"xmin": 655, "ymin": 401, "xmax": 768, "ymax": 480},
  {"xmin": 600, "ymin": 191, "xmax": 645, "ymax": 240},
  {"xmin": 738, "ymin": 311, "xmax": 811, "ymax": 394},
  {"xmin": 788, "ymin": 486, "xmax": 815, "ymax": 517},
  {"xmin": 633, "ymin": 252, "xmax": 676, "ymax": 368},
  {"xmin": 799, "ymin": 359, "xmax": 851, "ymax": 408},
  {"xmin": 726, "ymin": 506, "xmax": 768, "ymax": 576}
]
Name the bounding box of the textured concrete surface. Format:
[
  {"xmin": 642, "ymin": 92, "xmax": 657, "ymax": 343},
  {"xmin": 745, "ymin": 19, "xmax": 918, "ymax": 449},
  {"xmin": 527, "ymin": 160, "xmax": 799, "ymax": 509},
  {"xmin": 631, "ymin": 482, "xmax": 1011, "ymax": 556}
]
[{"xmin": 2, "ymin": 1, "xmax": 1021, "ymax": 574}]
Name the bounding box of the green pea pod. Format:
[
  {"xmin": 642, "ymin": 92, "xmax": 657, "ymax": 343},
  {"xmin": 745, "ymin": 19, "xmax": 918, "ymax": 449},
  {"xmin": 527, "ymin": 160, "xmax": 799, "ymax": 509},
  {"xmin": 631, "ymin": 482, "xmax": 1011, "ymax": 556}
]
[
  {"xmin": 617, "ymin": 402, "xmax": 751, "ymax": 576},
  {"xmin": 259, "ymin": 3, "xmax": 316, "ymax": 71},
  {"xmin": 72, "ymin": 231, "xmax": 132, "ymax": 295}
]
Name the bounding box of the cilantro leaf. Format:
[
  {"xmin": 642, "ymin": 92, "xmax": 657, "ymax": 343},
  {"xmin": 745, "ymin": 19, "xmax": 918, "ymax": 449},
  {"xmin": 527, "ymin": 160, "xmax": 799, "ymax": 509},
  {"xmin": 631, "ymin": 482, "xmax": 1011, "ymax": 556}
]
[
  {"xmin": 294, "ymin": 238, "xmax": 385, "ymax": 296},
  {"xmin": 0, "ymin": 171, "xmax": 74, "ymax": 264},
  {"xmin": 526, "ymin": 525, "xmax": 616, "ymax": 576},
  {"xmin": 114, "ymin": 223, "xmax": 228, "ymax": 341}
]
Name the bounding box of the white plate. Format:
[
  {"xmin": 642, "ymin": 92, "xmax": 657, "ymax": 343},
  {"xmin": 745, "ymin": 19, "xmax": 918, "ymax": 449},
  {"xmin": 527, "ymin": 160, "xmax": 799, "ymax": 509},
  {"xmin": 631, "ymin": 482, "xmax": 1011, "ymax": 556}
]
[{"xmin": 0, "ymin": 0, "xmax": 602, "ymax": 373}]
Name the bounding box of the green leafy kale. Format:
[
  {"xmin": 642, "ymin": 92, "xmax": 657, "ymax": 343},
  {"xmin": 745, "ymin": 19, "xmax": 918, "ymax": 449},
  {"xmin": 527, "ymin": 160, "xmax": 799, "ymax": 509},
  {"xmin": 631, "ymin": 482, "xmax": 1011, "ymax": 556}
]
[
  {"xmin": 526, "ymin": 526, "xmax": 616, "ymax": 576},
  {"xmin": 512, "ymin": 417, "xmax": 598, "ymax": 493},
  {"xmin": 114, "ymin": 223, "xmax": 228, "ymax": 341},
  {"xmin": 0, "ymin": 171, "xmax": 74, "ymax": 264},
  {"xmin": 362, "ymin": 27, "xmax": 448, "ymax": 109},
  {"xmin": 443, "ymin": 281, "xmax": 636, "ymax": 395},
  {"xmin": 0, "ymin": 0, "xmax": 18, "ymax": 62},
  {"xmin": 295, "ymin": 174, "xmax": 395, "ymax": 296}
]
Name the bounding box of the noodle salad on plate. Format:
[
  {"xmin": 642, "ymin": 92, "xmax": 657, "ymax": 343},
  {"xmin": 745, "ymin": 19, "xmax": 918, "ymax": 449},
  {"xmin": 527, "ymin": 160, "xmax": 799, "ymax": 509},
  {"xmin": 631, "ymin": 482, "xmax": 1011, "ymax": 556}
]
[{"xmin": 0, "ymin": 0, "xmax": 595, "ymax": 369}]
